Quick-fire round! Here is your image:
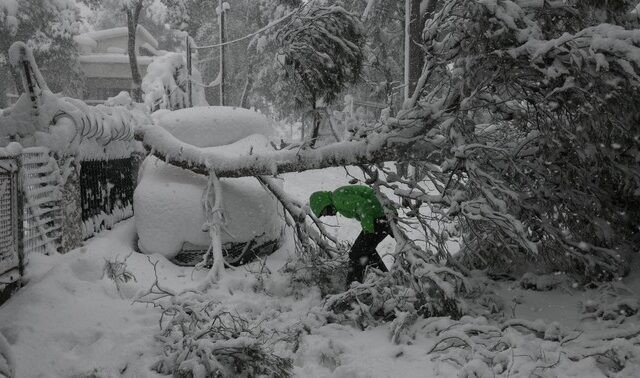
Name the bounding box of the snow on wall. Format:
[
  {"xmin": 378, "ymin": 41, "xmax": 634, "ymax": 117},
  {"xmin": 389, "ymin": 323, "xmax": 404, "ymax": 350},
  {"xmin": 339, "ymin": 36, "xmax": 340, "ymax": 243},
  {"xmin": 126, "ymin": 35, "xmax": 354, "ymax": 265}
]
[{"xmin": 134, "ymin": 134, "xmax": 284, "ymax": 258}]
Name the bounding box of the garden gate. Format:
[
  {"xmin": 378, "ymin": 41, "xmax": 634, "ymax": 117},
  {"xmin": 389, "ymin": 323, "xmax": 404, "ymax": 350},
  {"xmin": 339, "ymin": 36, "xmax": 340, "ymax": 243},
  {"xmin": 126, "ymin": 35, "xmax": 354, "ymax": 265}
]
[{"xmin": 21, "ymin": 147, "xmax": 62, "ymax": 255}]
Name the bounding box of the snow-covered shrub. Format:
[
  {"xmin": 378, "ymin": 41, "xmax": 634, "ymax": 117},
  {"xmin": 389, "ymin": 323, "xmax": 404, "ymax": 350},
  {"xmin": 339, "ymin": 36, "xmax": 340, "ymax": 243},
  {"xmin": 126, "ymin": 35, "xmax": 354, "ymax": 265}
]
[
  {"xmin": 151, "ymin": 292, "xmax": 292, "ymax": 377},
  {"xmin": 581, "ymin": 282, "xmax": 640, "ymax": 322},
  {"xmin": 463, "ymin": 272, "xmax": 506, "ymax": 319},
  {"xmin": 284, "ymin": 244, "xmax": 349, "ymax": 297},
  {"xmin": 142, "ymin": 52, "xmax": 208, "ymax": 112},
  {"xmin": 324, "ymin": 265, "xmax": 465, "ymax": 329},
  {"xmin": 102, "ymin": 254, "xmax": 136, "ymax": 296},
  {"xmin": 324, "ymin": 270, "xmax": 418, "ymax": 329},
  {"xmin": 519, "ymin": 272, "xmax": 572, "ymax": 292}
]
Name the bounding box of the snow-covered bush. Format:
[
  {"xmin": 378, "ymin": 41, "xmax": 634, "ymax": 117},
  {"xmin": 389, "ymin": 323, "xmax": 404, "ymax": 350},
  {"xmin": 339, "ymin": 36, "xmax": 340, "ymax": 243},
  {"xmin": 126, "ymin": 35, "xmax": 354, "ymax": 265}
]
[
  {"xmin": 581, "ymin": 282, "xmax": 640, "ymax": 322},
  {"xmin": 324, "ymin": 266, "xmax": 465, "ymax": 329},
  {"xmin": 150, "ymin": 292, "xmax": 292, "ymax": 377},
  {"xmin": 142, "ymin": 52, "xmax": 208, "ymax": 112},
  {"xmin": 284, "ymin": 244, "xmax": 349, "ymax": 297}
]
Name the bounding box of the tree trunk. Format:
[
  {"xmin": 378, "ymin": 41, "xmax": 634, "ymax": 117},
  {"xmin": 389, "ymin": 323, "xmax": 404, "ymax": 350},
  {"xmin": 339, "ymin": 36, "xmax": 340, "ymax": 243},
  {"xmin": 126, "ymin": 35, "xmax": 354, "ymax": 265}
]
[
  {"xmin": 127, "ymin": 2, "xmax": 144, "ymax": 103},
  {"xmin": 309, "ymin": 99, "xmax": 321, "ymax": 147},
  {"xmin": 134, "ymin": 122, "xmax": 438, "ymax": 178},
  {"xmin": 407, "ymin": 0, "xmax": 424, "ymax": 98},
  {"xmin": 238, "ymin": 70, "xmax": 252, "ymax": 108}
]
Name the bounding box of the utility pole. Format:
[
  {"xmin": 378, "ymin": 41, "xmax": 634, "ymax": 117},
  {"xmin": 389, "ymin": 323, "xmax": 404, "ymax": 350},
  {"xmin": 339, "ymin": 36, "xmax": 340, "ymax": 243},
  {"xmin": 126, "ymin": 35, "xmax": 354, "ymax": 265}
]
[
  {"xmin": 218, "ymin": 0, "xmax": 226, "ymax": 106},
  {"xmin": 186, "ymin": 35, "xmax": 193, "ymax": 108},
  {"xmin": 404, "ymin": 0, "xmax": 410, "ymax": 102}
]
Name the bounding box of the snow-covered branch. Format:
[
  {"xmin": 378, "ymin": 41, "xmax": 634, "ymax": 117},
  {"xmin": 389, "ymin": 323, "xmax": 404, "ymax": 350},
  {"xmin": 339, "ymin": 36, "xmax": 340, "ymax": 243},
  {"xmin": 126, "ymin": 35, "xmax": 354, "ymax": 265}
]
[{"xmin": 134, "ymin": 121, "xmax": 440, "ymax": 178}]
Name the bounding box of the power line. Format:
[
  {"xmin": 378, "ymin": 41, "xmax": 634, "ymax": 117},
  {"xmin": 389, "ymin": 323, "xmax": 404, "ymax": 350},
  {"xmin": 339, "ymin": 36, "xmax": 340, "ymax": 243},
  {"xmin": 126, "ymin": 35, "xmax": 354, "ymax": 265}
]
[{"xmin": 192, "ymin": 9, "xmax": 298, "ymax": 50}]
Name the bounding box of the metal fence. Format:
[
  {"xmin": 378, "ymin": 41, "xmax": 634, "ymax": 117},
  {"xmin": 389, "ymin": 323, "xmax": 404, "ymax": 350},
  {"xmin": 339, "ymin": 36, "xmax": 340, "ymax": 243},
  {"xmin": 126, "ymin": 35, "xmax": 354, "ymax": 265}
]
[
  {"xmin": 80, "ymin": 158, "xmax": 134, "ymax": 239},
  {"xmin": 0, "ymin": 154, "xmax": 22, "ymax": 293},
  {"xmin": 22, "ymin": 147, "xmax": 62, "ymax": 255}
]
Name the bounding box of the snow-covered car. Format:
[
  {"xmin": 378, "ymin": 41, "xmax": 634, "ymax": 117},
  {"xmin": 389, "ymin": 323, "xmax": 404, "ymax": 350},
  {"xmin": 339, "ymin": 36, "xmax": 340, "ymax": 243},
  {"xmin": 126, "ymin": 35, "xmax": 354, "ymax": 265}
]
[{"xmin": 134, "ymin": 106, "xmax": 284, "ymax": 265}]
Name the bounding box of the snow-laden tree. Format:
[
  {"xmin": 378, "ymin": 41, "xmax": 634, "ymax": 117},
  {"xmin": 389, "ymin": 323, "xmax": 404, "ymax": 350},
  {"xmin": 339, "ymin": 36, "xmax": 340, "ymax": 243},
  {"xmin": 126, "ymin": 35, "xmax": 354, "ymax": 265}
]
[
  {"xmin": 141, "ymin": 52, "xmax": 207, "ymax": 111},
  {"xmin": 353, "ymin": 0, "xmax": 405, "ymax": 110},
  {"xmin": 161, "ymin": 0, "xmax": 302, "ymax": 108},
  {"xmin": 0, "ymin": 0, "xmax": 83, "ymax": 107},
  {"xmin": 404, "ymin": 0, "xmax": 640, "ymax": 279},
  {"xmin": 274, "ymin": 5, "xmax": 365, "ymax": 146}
]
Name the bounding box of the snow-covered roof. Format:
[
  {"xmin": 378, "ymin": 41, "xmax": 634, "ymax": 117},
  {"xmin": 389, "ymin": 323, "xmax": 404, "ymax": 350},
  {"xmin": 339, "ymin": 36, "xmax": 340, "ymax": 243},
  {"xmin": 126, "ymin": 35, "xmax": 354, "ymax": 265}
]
[
  {"xmin": 73, "ymin": 34, "xmax": 97, "ymax": 49},
  {"xmin": 76, "ymin": 25, "xmax": 159, "ymax": 49},
  {"xmin": 78, "ymin": 54, "xmax": 154, "ymax": 65}
]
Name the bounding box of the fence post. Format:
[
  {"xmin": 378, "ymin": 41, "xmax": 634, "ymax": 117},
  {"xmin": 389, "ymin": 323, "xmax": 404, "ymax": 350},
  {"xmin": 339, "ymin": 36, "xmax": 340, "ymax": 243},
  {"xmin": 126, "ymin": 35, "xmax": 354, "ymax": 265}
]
[{"xmin": 16, "ymin": 155, "xmax": 24, "ymax": 276}]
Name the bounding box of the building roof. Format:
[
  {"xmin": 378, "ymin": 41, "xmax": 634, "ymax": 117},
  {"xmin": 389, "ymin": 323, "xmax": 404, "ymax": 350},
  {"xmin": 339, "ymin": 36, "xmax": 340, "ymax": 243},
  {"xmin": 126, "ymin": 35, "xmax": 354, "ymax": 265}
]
[{"xmin": 74, "ymin": 25, "xmax": 159, "ymax": 50}]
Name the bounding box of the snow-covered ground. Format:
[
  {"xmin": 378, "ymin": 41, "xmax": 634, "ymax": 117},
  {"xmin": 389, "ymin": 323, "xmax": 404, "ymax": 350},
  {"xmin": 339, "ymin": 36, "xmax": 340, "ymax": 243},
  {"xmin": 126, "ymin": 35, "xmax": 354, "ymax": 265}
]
[{"xmin": 0, "ymin": 167, "xmax": 639, "ymax": 377}]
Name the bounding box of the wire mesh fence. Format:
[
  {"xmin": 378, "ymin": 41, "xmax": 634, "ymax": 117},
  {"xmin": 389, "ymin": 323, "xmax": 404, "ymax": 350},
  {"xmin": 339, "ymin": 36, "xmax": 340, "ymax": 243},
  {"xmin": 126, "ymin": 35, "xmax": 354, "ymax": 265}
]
[
  {"xmin": 80, "ymin": 158, "xmax": 134, "ymax": 239},
  {"xmin": 0, "ymin": 155, "xmax": 22, "ymax": 290}
]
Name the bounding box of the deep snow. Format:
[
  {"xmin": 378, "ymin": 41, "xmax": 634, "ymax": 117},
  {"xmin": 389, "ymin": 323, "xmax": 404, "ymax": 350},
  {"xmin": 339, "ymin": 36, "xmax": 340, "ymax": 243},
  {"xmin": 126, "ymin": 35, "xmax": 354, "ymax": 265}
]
[{"xmin": 0, "ymin": 167, "xmax": 638, "ymax": 377}]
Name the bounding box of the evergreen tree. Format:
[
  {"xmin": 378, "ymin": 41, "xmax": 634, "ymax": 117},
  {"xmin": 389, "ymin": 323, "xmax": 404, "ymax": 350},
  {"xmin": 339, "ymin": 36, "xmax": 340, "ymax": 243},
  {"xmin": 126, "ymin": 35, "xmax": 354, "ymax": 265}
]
[{"xmin": 272, "ymin": 4, "xmax": 365, "ymax": 145}]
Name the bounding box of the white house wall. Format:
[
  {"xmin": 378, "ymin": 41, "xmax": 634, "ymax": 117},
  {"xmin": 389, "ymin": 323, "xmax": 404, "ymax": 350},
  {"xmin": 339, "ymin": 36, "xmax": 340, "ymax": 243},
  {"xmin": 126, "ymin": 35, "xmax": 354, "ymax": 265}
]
[{"xmin": 79, "ymin": 58, "xmax": 152, "ymax": 79}]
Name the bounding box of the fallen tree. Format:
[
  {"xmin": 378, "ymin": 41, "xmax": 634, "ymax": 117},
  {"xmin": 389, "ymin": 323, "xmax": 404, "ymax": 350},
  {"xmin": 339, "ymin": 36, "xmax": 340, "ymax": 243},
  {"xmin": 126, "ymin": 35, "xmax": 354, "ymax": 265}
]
[
  {"xmin": 135, "ymin": 0, "xmax": 640, "ymax": 284},
  {"xmin": 7, "ymin": 1, "xmax": 640, "ymax": 324},
  {"xmin": 133, "ymin": 108, "xmax": 442, "ymax": 178}
]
